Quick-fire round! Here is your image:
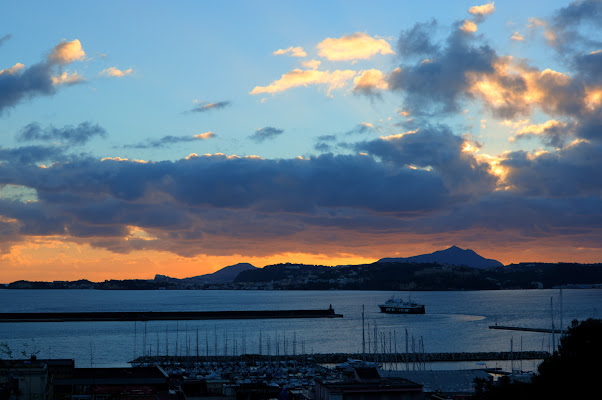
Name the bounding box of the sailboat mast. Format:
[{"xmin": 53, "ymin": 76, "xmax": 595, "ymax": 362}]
[
  {"xmin": 550, "ymin": 296, "xmax": 556, "ymax": 353},
  {"xmin": 560, "ymin": 286, "xmax": 564, "ymax": 337},
  {"xmin": 362, "ymin": 305, "xmax": 366, "ymax": 361}
]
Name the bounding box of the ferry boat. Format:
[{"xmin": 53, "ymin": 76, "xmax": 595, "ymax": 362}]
[{"xmin": 378, "ymin": 297, "xmax": 425, "ymax": 314}]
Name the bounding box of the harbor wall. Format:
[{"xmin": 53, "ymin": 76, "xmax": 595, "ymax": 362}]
[{"xmin": 0, "ymin": 308, "xmax": 342, "ymax": 322}]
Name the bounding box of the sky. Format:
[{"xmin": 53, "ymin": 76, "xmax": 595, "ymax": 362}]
[{"xmin": 1, "ymin": 0, "xmax": 601, "ymax": 282}]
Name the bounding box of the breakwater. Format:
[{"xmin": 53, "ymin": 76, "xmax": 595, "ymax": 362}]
[
  {"xmin": 0, "ymin": 308, "xmax": 342, "ymax": 322},
  {"xmin": 489, "ymin": 325, "xmax": 562, "ymax": 334},
  {"xmin": 130, "ymin": 351, "xmax": 550, "ymax": 365}
]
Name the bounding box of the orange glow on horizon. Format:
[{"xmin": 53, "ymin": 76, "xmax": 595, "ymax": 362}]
[{"xmin": 1, "ymin": 234, "xmax": 602, "ymax": 283}]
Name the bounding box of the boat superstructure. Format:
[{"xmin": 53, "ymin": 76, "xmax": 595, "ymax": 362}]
[{"xmin": 378, "ymin": 297, "xmax": 425, "ymax": 314}]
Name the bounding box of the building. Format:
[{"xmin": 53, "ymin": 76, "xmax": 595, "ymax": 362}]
[
  {"xmin": 53, "ymin": 366, "xmax": 170, "ymax": 400},
  {"xmin": 0, "ymin": 357, "xmax": 50, "ymax": 400},
  {"xmin": 381, "ymin": 369, "xmax": 493, "ymax": 399},
  {"xmin": 315, "ymin": 367, "xmax": 424, "ymax": 400}
]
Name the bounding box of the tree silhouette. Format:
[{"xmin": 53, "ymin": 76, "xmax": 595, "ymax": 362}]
[{"xmin": 476, "ymin": 318, "xmax": 602, "ymax": 399}]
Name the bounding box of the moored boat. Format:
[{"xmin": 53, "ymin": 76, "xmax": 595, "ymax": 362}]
[{"xmin": 378, "ymin": 297, "xmax": 425, "ymax": 314}]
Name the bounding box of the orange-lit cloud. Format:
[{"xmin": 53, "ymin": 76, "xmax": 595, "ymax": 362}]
[
  {"xmin": 51, "ymin": 71, "xmax": 84, "ymax": 85},
  {"xmin": 100, "ymin": 66, "xmax": 133, "ymax": 77},
  {"xmin": 250, "ymin": 69, "xmax": 356, "ymax": 96},
  {"xmin": 584, "ymin": 87, "xmax": 602, "ymax": 111},
  {"xmin": 317, "ymin": 33, "xmax": 394, "ymax": 61},
  {"xmin": 515, "ymin": 120, "xmax": 566, "ymax": 137},
  {"xmin": 511, "ymin": 32, "xmax": 524, "ymax": 41},
  {"xmin": 528, "ymin": 17, "xmax": 557, "ymax": 44},
  {"xmin": 380, "ymin": 129, "xmax": 418, "ymax": 140},
  {"xmin": 468, "ymin": 2, "xmax": 495, "ymax": 16},
  {"xmin": 460, "ymin": 20, "xmax": 478, "ymax": 33},
  {"xmin": 0, "ymin": 63, "xmax": 24, "ymax": 76},
  {"xmin": 465, "ymin": 55, "xmax": 593, "ymax": 120},
  {"xmin": 301, "ymin": 59, "xmax": 321, "ymax": 70},
  {"xmin": 353, "ymin": 69, "xmax": 389, "ymax": 94},
  {"xmin": 194, "ymin": 131, "xmax": 215, "ymax": 140},
  {"xmin": 273, "ymin": 46, "xmax": 307, "ymax": 57},
  {"xmin": 48, "ymin": 39, "xmax": 86, "ymax": 65},
  {"xmin": 101, "ymin": 156, "xmax": 147, "ymax": 163}
]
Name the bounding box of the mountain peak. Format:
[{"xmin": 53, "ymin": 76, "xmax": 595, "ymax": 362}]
[{"xmin": 378, "ymin": 246, "xmax": 503, "ymax": 268}]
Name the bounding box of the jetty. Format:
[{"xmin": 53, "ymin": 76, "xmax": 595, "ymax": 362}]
[
  {"xmin": 489, "ymin": 325, "xmax": 562, "ymax": 334},
  {"xmin": 0, "ymin": 307, "xmax": 342, "ymax": 322}
]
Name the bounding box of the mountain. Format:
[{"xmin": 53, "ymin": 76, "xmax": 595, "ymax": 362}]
[
  {"xmin": 377, "ymin": 246, "xmax": 503, "ymax": 268},
  {"xmin": 154, "ymin": 263, "xmax": 257, "ymax": 285},
  {"xmin": 188, "ymin": 263, "xmax": 257, "ymax": 284}
]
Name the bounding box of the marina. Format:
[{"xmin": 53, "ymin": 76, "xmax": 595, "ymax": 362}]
[{"xmin": 129, "ymin": 351, "xmax": 550, "ymax": 366}]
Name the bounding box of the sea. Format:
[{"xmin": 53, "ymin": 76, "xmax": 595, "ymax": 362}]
[{"xmin": 0, "ymin": 289, "xmax": 600, "ymax": 369}]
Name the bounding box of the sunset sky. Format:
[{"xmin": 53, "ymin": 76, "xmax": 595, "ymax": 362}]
[{"xmin": 1, "ymin": 1, "xmax": 601, "ymax": 282}]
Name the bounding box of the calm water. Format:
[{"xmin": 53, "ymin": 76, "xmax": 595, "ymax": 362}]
[{"xmin": 0, "ymin": 289, "xmax": 599, "ymax": 367}]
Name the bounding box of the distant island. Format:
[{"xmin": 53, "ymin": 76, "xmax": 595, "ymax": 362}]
[{"xmin": 3, "ymin": 246, "xmax": 602, "ymax": 291}]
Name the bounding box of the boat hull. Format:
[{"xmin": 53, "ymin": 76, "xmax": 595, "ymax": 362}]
[{"xmin": 378, "ymin": 305, "xmax": 425, "ymax": 314}]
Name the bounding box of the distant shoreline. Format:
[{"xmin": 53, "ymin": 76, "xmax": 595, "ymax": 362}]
[{"xmin": 3, "ymin": 261, "xmax": 602, "ymax": 291}]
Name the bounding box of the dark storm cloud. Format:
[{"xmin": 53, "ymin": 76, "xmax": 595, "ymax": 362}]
[
  {"xmin": 0, "ymin": 151, "xmax": 456, "ymax": 255},
  {"xmin": 397, "ymin": 20, "xmax": 440, "ymax": 57},
  {"xmin": 574, "ymin": 50, "xmax": 602, "ymax": 85},
  {"xmin": 414, "ymin": 192, "xmax": 602, "ymax": 245},
  {"xmin": 0, "ymin": 34, "xmax": 11, "ymax": 47},
  {"xmin": 388, "ymin": 6, "xmax": 600, "ymax": 128},
  {"xmin": 0, "ymin": 145, "xmax": 66, "ymax": 165},
  {"xmin": 1, "ymin": 129, "xmax": 602, "ymax": 256},
  {"xmin": 314, "ymin": 142, "xmax": 332, "ymax": 152},
  {"xmin": 513, "ymin": 121, "xmax": 576, "ymax": 148},
  {"xmin": 549, "ymin": 0, "xmax": 602, "ymax": 55},
  {"xmin": 249, "ymin": 126, "xmax": 284, "ymax": 143},
  {"xmin": 575, "ymin": 109, "xmax": 602, "ymax": 141},
  {"xmin": 17, "ymin": 122, "xmax": 107, "ymax": 145},
  {"xmin": 355, "ymin": 125, "xmax": 497, "ymax": 196},
  {"xmin": 314, "ymin": 135, "xmax": 337, "ymax": 152},
  {"xmin": 345, "ymin": 123, "xmax": 377, "ymax": 135},
  {"xmin": 502, "ymin": 140, "xmax": 602, "ymax": 197},
  {"xmin": 389, "ymin": 25, "xmax": 497, "ymax": 115},
  {"xmin": 189, "ymin": 101, "xmax": 231, "ymax": 113},
  {"xmin": 0, "ymin": 62, "xmax": 57, "ymax": 114},
  {"xmin": 0, "ymin": 41, "xmax": 85, "ymax": 114}
]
